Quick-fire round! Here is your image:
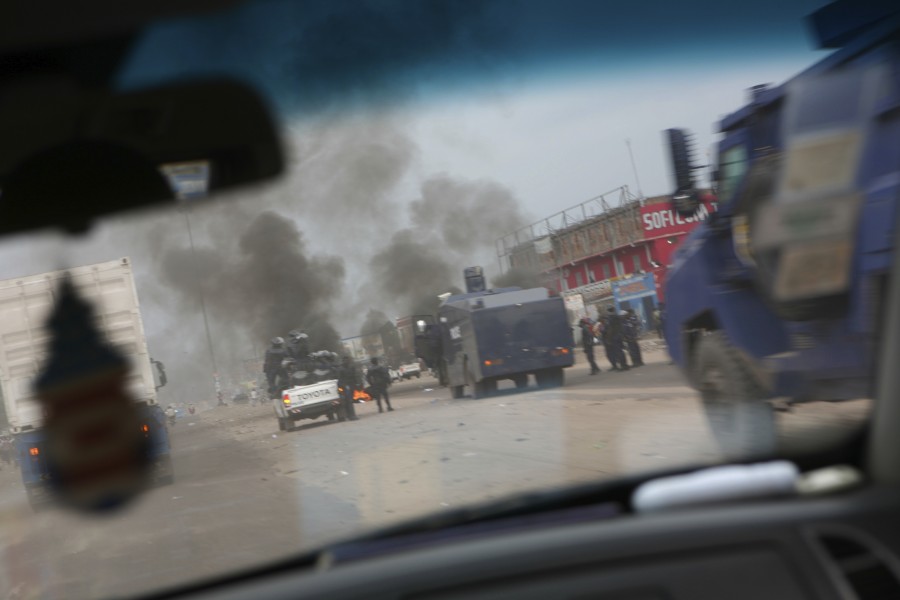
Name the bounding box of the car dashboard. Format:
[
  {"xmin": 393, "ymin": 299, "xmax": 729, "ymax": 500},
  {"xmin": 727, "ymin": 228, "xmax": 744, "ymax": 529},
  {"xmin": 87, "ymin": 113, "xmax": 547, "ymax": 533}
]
[{"xmin": 167, "ymin": 485, "xmax": 900, "ymax": 600}]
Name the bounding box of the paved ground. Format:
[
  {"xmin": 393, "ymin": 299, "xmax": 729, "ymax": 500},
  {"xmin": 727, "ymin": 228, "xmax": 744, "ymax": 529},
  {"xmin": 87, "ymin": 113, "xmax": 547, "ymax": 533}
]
[{"xmin": 0, "ymin": 347, "xmax": 869, "ymax": 599}]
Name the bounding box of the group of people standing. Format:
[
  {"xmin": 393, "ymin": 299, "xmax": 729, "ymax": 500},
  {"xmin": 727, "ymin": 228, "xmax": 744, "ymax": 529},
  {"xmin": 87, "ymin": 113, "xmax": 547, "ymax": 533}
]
[
  {"xmin": 579, "ymin": 307, "xmax": 645, "ymax": 375},
  {"xmin": 263, "ymin": 330, "xmax": 395, "ymax": 422}
]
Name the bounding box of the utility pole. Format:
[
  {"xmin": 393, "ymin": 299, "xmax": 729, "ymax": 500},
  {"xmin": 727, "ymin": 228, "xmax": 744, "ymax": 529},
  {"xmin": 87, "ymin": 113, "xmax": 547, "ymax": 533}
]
[
  {"xmin": 626, "ymin": 139, "xmax": 644, "ymax": 200},
  {"xmin": 181, "ymin": 204, "xmax": 220, "ymax": 400},
  {"xmin": 161, "ymin": 161, "xmax": 221, "ymax": 404}
]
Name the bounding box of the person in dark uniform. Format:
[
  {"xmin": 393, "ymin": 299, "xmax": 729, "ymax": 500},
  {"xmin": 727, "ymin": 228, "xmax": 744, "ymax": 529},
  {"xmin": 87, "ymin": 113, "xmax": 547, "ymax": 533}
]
[
  {"xmin": 624, "ymin": 308, "xmax": 644, "ymax": 367},
  {"xmin": 602, "ymin": 307, "xmax": 628, "ymax": 371},
  {"xmin": 263, "ymin": 337, "xmax": 288, "ymax": 396},
  {"xmin": 366, "ymin": 357, "xmax": 393, "ymax": 413},
  {"xmin": 579, "ymin": 317, "xmax": 600, "ymax": 375},
  {"xmin": 336, "ymin": 355, "xmax": 360, "ymax": 421},
  {"xmin": 286, "ymin": 329, "xmax": 310, "ymax": 360}
]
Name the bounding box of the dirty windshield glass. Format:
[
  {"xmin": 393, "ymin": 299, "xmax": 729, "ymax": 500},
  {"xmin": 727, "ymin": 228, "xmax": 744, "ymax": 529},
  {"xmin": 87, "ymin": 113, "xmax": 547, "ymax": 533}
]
[{"xmin": 0, "ymin": 1, "xmax": 878, "ymax": 598}]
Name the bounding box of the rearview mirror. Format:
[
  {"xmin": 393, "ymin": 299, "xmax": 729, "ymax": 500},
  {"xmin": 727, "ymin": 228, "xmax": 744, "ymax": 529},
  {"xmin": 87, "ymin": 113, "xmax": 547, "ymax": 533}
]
[{"xmin": 0, "ymin": 78, "xmax": 283, "ymax": 235}]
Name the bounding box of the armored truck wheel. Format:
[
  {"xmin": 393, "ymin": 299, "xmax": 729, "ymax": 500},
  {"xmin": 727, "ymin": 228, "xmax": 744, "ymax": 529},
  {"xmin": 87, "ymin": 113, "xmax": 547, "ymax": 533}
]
[
  {"xmin": 694, "ymin": 331, "xmax": 777, "ymax": 459},
  {"xmin": 536, "ymin": 367, "xmax": 564, "ymax": 388},
  {"xmin": 513, "ymin": 375, "xmax": 528, "ymax": 389},
  {"xmin": 451, "ymin": 385, "xmax": 464, "ymax": 399}
]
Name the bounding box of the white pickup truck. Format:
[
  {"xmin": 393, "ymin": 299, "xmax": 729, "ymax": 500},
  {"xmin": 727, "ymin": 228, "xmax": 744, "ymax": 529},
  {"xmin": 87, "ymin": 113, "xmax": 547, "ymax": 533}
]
[
  {"xmin": 273, "ymin": 379, "xmax": 343, "ymax": 432},
  {"xmin": 398, "ymin": 361, "xmax": 422, "ymax": 380}
]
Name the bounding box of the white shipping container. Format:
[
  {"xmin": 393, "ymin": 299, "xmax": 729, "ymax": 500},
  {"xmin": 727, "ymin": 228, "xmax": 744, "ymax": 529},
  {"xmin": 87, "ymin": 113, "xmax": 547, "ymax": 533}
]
[{"xmin": 0, "ymin": 257, "xmax": 157, "ymax": 433}]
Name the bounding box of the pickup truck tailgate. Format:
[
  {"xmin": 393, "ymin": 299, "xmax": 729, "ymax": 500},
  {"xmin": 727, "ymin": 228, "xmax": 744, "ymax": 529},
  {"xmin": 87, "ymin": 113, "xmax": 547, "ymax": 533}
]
[{"xmin": 285, "ymin": 379, "xmax": 340, "ymax": 408}]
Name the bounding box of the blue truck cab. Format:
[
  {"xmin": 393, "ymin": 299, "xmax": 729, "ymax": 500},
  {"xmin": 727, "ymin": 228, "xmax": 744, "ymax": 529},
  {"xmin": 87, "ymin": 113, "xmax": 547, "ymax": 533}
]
[{"xmin": 663, "ymin": 0, "xmax": 900, "ymax": 457}]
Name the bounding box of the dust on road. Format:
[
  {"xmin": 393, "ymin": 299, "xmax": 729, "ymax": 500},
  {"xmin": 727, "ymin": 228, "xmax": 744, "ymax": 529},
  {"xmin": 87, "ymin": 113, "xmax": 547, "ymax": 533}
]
[{"xmin": 0, "ymin": 348, "xmax": 869, "ymax": 599}]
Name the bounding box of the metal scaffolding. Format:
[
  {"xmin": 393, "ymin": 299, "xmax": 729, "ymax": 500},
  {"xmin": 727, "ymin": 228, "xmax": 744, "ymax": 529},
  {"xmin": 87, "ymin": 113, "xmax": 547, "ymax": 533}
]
[{"xmin": 495, "ymin": 185, "xmax": 641, "ymax": 275}]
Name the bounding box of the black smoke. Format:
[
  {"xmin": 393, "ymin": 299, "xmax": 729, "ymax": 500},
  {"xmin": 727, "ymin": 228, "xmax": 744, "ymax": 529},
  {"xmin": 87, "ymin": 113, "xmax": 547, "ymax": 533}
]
[
  {"xmin": 160, "ymin": 210, "xmax": 344, "ymax": 352},
  {"xmin": 359, "ymin": 309, "xmax": 403, "ymax": 359},
  {"xmin": 367, "ymin": 177, "xmax": 528, "ymax": 317},
  {"xmin": 410, "ymin": 176, "xmax": 527, "ymax": 254},
  {"xmin": 368, "ymin": 229, "xmax": 456, "ymax": 317},
  {"xmin": 491, "ymin": 265, "xmax": 543, "ymax": 290}
]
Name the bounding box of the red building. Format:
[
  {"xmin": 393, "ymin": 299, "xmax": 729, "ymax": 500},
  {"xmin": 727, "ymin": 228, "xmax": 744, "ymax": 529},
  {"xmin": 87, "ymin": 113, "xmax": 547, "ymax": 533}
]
[{"xmin": 497, "ymin": 188, "xmax": 716, "ymax": 319}]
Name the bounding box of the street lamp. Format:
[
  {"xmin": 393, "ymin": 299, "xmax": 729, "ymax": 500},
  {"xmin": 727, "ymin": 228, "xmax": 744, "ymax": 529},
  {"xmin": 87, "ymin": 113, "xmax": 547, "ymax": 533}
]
[{"xmin": 159, "ymin": 161, "xmax": 221, "ymax": 404}]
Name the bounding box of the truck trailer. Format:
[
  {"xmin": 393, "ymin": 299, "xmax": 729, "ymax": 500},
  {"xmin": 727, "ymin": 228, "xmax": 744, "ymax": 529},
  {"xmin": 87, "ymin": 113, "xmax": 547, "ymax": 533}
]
[{"xmin": 0, "ymin": 257, "xmax": 172, "ymax": 508}]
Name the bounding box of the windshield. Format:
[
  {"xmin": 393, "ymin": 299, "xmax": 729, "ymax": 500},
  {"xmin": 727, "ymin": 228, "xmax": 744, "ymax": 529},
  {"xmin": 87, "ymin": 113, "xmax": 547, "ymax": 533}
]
[
  {"xmin": 0, "ymin": 1, "xmax": 875, "ymax": 598},
  {"xmin": 718, "ymin": 143, "xmax": 749, "ymax": 205}
]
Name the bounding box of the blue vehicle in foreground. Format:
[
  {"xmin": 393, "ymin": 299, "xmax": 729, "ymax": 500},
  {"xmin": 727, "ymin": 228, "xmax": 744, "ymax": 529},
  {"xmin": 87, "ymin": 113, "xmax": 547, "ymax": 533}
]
[
  {"xmin": 662, "ymin": 0, "xmax": 900, "ymax": 457},
  {"xmin": 416, "ymin": 267, "xmax": 575, "ymax": 399}
]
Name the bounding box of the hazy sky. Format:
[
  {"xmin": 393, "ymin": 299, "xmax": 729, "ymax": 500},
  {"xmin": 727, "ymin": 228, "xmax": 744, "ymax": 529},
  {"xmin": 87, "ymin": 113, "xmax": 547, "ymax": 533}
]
[
  {"xmin": 110, "ymin": 0, "xmax": 832, "ymax": 243},
  {"xmin": 401, "ymin": 56, "xmax": 822, "ymax": 225}
]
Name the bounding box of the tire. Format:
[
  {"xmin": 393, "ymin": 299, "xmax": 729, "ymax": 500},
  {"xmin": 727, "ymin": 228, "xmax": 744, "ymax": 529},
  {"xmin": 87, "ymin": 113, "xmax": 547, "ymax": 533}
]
[
  {"xmin": 277, "ymin": 417, "xmax": 288, "ymax": 431},
  {"xmin": 466, "ymin": 360, "xmax": 491, "ymax": 399},
  {"xmin": 694, "ymin": 331, "xmax": 777, "ymax": 459},
  {"xmin": 416, "ymin": 373, "xmax": 421, "ymax": 379},
  {"xmin": 26, "ymin": 486, "xmax": 52, "ymax": 512},
  {"xmin": 513, "ymin": 375, "xmax": 528, "ymax": 390},
  {"xmin": 536, "ymin": 368, "xmax": 564, "ymax": 388},
  {"xmin": 451, "ymin": 385, "xmax": 464, "ymax": 399},
  {"xmin": 554, "ymin": 369, "xmax": 565, "ymax": 387}
]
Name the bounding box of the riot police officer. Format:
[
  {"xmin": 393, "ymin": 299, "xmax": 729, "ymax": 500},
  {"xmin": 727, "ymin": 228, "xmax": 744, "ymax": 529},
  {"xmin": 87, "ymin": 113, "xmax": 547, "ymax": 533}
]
[
  {"xmin": 366, "ymin": 357, "xmax": 393, "ymax": 413},
  {"xmin": 602, "ymin": 307, "xmax": 628, "ymax": 371},
  {"xmin": 624, "ymin": 308, "xmax": 644, "ymax": 367},
  {"xmin": 286, "ymin": 330, "xmax": 310, "ymax": 360},
  {"xmin": 579, "ymin": 317, "xmax": 600, "ymax": 375},
  {"xmin": 263, "ymin": 337, "xmax": 288, "ymax": 396}
]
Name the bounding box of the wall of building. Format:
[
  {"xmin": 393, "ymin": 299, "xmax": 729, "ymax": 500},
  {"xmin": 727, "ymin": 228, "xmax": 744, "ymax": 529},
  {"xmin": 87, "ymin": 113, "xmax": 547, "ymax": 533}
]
[{"xmin": 503, "ymin": 193, "xmax": 717, "ymax": 304}]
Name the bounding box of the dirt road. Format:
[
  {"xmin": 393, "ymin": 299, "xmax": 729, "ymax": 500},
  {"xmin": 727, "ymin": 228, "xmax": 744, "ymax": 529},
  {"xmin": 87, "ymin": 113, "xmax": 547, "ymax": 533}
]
[{"xmin": 0, "ymin": 349, "xmax": 868, "ymax": 599}]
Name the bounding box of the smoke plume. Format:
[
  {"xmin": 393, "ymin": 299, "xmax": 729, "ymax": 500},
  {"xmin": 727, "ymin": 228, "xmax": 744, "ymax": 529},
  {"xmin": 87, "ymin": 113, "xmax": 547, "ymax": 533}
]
[
  {"xmin": 160, "ymin": 210, "xmax": 344, "ymax": 351},
  {"xmin": 367, "ymin": 176, "xmax": 528, "ymax": 317},
  {"xmin": 491, "ymin": 265, "xmax": 543, "ymax": 289},
  {"xmin": 0, "ymin": 115, "xmax": 531, "ymax": 407}
]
